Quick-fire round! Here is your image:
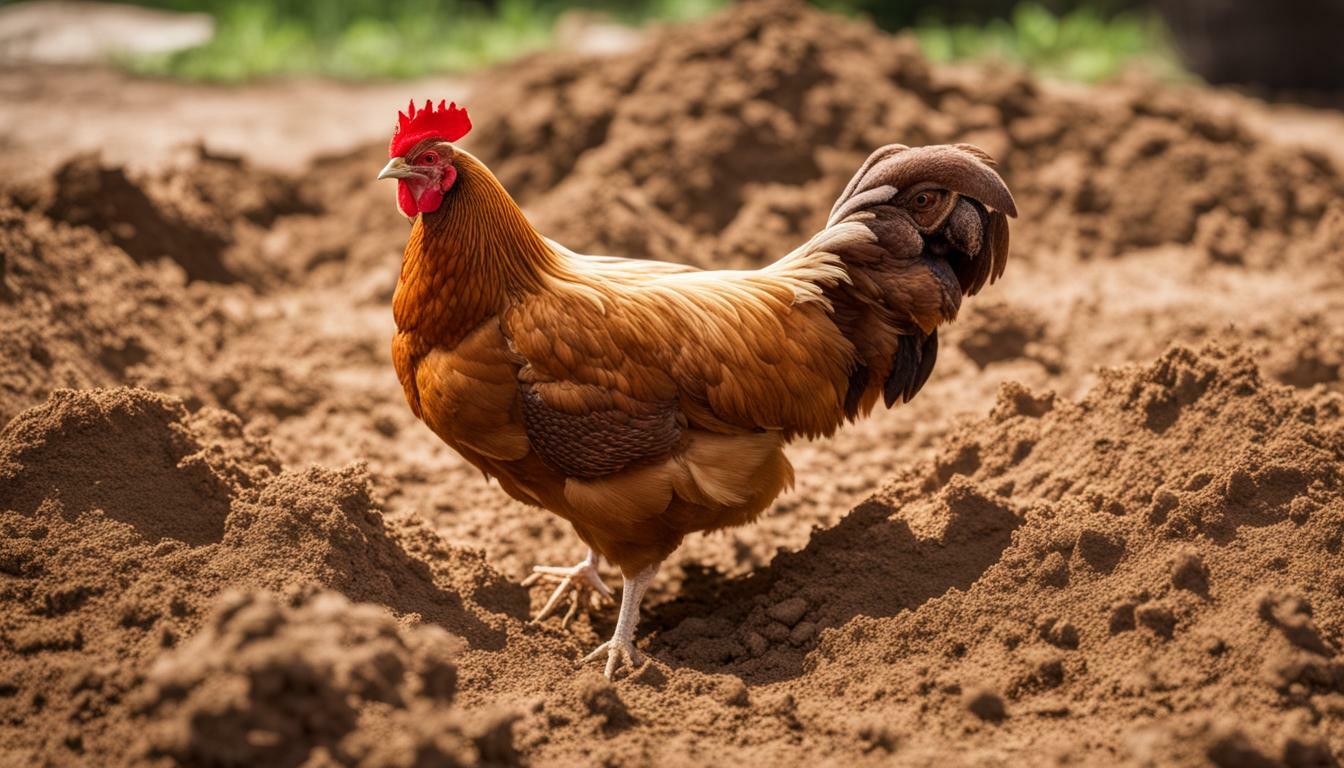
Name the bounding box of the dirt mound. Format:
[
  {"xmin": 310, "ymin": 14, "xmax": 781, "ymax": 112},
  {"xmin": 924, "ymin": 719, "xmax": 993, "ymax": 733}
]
[
  {"xmin": 19, "ymin": 146, "xmax": 327, "ymax": 288},
  {"xmin": 0, "ymin": 201, "xmax": 236, "ymax": 426},
  {"xmin": 44, "ymin": 152, "xmax": 235, "ymax": 283},
  {"xmin": 472, "ymin": 0, "xmax": 940, "ymax": 266},
  {"xmin": 0, "ymin": 388, "xmax": 520, "ymax": 765},
  {"xmin": 0, "ymin": 141, "xmax": 411, "ymax": 447},
  {"xmin": 473, "ymin": 0, "xmax": 1344, "ymax": 269},
  {"xmin": 134, "ymin": 590, "xmax": 517, "ymax": 768},
  {"xmin": 37, "ymin": 148, "xmax": 320, "ymax": 285},
  {"xmin": 6, "ymin": 347, "xmax": 1342, "ymax": 764},
  {"xmin": 652, "ymin": 341, "xmax": 1344, "ymax": 762}
]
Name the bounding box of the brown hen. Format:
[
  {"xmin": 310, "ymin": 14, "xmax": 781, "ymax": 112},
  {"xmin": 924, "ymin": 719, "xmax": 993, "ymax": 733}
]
[{"xmin": 379, "ymin": 101, "xmax": 1016, "ymax": 677}]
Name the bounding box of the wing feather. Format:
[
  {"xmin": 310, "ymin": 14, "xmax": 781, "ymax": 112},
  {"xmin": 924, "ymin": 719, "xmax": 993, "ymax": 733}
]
[{"xmin": 505, "ymin": 265, "xmax": 855, "ymax": 444}]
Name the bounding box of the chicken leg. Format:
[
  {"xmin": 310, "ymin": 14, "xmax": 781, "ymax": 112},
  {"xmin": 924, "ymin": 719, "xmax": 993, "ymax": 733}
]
[
  {"xmin": 583, "ymin": 561, "xmax": 660, "ymax": 678},
  {"xmin": 522, "ymin": 549, "xmax": 614, "ymax": 627}
]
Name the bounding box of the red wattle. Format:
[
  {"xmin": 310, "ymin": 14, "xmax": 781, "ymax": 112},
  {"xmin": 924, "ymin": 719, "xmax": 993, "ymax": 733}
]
[
  {"xmin": 416, "ymin": 187, "xmax": 445, "ymax": 215},
  {"xmin": 397, "ymin": 182, "xmax": 418, "ymax": 217},
  {"xmin": 395, "ymin": 165, "xmax": 456, "ymax": 217}
]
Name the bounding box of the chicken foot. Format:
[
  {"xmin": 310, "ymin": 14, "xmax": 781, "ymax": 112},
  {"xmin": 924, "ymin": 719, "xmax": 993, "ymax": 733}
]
[
  {"xmin": 522, "ymin": 548, "xmax": 614, "ymax": 627},
  {"xmin": 583, "ymin": 561, "xmax": 660, "ymax": 678}
]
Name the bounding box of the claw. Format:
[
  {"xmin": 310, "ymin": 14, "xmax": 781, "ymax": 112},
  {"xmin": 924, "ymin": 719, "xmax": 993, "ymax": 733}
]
[{"xmin": 522, "ymin": 550, "xmax": 613, "ymax": 626}]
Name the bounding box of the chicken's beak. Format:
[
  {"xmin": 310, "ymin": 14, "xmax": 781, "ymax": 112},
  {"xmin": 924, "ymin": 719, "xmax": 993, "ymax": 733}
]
[{"xmin": 378, "ymin": 156, "xmax": 414, "ymax": 181}]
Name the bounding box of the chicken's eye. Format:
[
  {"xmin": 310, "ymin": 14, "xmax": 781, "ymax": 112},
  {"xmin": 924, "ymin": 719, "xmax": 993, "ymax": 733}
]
[{"xmin": 420, "ymin": 151, "xmax": 439, "ymax": 166}]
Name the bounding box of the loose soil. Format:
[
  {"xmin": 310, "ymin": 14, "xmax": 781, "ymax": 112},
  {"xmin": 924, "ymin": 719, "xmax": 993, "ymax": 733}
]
[{"xmin": 2, "ymin": 2, "xmax": 1343, "ymax": 766}]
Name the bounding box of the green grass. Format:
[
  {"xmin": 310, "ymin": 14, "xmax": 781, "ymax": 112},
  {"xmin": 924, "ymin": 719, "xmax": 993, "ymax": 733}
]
[
  {"xmin": 913, "ymin": 3, "xmax": 1183, "ymax": 83},
  {"xmin": 116, "ymin": 0, "xmax": 1178, "ymax": 83},
  {"xmin": 124, "ymin": 0, "xmax": 561, "ymax": 81}
]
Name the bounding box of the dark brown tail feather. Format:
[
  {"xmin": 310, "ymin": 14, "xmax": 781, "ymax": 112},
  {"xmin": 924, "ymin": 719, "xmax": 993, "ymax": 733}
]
[{"xmin": 883, "ymin": 330, "xmax": 939, "ymax": 407}]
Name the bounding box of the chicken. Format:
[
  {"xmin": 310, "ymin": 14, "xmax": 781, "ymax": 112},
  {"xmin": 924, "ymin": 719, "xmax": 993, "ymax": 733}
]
[{"xmin": 378, "ymin": 100, "xmax": 1016, "ymax": 677}]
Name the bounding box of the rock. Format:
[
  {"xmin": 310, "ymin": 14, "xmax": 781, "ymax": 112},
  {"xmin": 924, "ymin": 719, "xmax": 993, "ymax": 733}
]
[
  {"xmin": 788, "ymin": 621, "xmax": 817, "ymax": 646},
  {"xmin": 760, "ymin": 621, "xmax": 790, "ymax": 642},
  {"xmin": 767, "ymin": 597, "xmax": 808, "ymax": 627},
  {"xmin": 742, "ymin": 630, "xmax": 768, "ymax": 657}
]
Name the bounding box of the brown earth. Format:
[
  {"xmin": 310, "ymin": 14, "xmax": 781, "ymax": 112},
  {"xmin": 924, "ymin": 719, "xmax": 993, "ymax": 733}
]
[{"xmin": 2, "ymin": 1, "xmax": 1344, "ymax": 765}]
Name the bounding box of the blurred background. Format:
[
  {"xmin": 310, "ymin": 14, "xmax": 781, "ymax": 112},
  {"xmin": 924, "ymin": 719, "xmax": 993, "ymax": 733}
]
[{"xmin": 1, "ymin": 0, "xmax": 1342, "ymax": 90}]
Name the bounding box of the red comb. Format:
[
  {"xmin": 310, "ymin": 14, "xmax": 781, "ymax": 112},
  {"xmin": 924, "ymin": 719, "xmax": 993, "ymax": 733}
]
[{"xmin": 389, "ymin": 100, "xmax": 471, "ymax": 158}]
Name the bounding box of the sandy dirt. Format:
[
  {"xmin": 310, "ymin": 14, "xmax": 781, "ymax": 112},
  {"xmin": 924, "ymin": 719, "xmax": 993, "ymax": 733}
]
[{"xmin": 1, "ymin": 1, "xmax": 1343, "ymax": 765}]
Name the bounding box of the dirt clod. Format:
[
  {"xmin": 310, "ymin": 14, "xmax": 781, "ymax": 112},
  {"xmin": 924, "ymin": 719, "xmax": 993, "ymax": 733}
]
[
  {"xmin": 964, "ymin": 688, "xmax": 1007, "ymax": 722},
  {"xmin": 1171, "ymin": 550, "xmax": 1210, "ymax": 594},
  {"xmin": 767, "ymin": 597, "xmax": 809, "ymax": 627}
]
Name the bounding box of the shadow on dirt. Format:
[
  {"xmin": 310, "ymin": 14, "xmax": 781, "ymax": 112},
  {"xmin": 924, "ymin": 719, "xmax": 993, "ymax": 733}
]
[{"xmin": 646, "ymin": 476, "xmax": 1022, "ymax": 684}]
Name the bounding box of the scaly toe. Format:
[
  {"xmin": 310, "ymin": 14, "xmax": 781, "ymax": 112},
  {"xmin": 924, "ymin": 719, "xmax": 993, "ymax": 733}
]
[
  {"xmin": 579, "ymin": 567, "xmax": 615, "ymax": 602},
  {"xmin": 581, "ymin": 639, "xmax": 644, "ymax": 678},
  {"xmin": 524, "ymin": 559, "xmax": 614, "ymax": 624},
  {"xmin": 531, "ymin": 575, "xmax": 576, "ymax": 623},
  {"xmin": 581, "ymin": 640, "xmax": 611, "ymax": 665},
  {"xmin": 560, "ymin": 590, "xmax": 582, "ymax": 628}
]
